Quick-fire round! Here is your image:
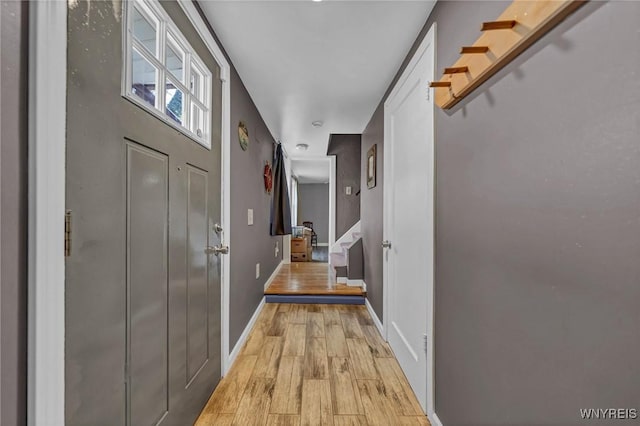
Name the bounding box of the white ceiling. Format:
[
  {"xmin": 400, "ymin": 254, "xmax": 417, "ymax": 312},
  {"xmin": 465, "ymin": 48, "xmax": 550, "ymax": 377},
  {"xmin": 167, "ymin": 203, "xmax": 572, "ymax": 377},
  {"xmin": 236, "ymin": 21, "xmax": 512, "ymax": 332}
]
[
  {"xmin": 199, "ymin": 0, "xmax": 436, "ymax": 157},
  {"xmin": 292, "ymin": 159, "xmax": 330, "ymax": 183}
]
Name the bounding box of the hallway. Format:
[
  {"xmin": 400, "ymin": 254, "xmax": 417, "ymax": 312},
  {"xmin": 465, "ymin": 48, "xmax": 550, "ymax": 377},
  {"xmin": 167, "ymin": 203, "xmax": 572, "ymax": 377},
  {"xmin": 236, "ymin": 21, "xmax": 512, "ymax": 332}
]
[{"xmin": 196, "ymin": 303, "xmax": 428, "ymax": 426}]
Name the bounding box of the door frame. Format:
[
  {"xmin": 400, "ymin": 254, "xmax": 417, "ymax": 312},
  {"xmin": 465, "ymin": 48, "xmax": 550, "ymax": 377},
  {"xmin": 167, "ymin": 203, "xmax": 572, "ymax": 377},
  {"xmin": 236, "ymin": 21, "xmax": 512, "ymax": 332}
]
[
  {"xmin": 382, "ymin": 22, "xmax": 436, "ymax": 419},
  {"xmin": 27, "ymin": 2, "xmax": 232, "ymax": 424},
  {"xmin": 289, "ymin": 156, "xmax": 337, "ymax": 249}
]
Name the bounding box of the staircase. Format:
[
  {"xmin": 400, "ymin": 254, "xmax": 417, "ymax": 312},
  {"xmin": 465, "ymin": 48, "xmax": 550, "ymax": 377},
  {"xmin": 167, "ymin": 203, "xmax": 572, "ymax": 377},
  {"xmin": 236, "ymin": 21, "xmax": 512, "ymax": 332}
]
[{"xmin": 330, "ymin": 221, "xmax": 365, "ymax": 289}]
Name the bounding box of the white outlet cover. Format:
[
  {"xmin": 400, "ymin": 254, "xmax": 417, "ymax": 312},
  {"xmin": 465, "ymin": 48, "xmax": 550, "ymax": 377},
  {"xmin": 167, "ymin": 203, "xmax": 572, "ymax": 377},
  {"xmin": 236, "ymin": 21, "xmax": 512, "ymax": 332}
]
[
  {"xmin": 256, "ymin": 263, "xmax": 260, "ymax": 279},
  {"xmin": 248, "ymin": 208, "xmax": 254, "ymax": 225}
]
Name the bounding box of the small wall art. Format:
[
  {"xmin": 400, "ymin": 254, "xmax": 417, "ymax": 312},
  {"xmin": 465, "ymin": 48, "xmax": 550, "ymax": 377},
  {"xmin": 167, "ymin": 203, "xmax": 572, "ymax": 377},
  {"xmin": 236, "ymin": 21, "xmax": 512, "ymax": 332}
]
[
  {"xmin": 367, "ymin": 144, "xmax": 377, "ymax": 189},
  {"xmin": 238, "ymin": 121, "xmax": 249, "ymax": 151}
]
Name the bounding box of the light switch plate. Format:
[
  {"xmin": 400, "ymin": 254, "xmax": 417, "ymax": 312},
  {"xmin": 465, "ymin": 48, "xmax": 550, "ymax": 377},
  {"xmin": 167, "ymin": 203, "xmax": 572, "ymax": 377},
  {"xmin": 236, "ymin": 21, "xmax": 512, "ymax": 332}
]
[
  {"xmin": 248, "ymin": 209, "xmax": 254, "ymax": 225},
  {"xmin": 256, "ymin": 263, "xmax": 260, "ymax": 279},
  {"xmin": 275, "ymin": 241, "xmax": 279, "ymax": 258},
  {"xmin": 345, "ymin": 186, "xmax": 352, "ymax": 195}
]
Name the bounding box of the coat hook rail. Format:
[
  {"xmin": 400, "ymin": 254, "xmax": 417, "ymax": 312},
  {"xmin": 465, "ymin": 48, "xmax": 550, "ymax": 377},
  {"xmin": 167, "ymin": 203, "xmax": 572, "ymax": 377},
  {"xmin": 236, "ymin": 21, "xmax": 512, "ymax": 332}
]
[
  {"xmin": 433, "ymin": 1, "xmax": 586, "ymax": 110},
  {"xmin": 429, "ymin": 81, "xmax": 451, "ymax": 88},
  {"xmin": 481, "ymin": 20, "xmax": 517, "ymax": 30},
  {"xmin": 443, "ymin": 66, "xmax": 469, "ymax": 74},
  {"xmin": 460, "ymin": 46, "xmax": 489, "ymax": 54}
]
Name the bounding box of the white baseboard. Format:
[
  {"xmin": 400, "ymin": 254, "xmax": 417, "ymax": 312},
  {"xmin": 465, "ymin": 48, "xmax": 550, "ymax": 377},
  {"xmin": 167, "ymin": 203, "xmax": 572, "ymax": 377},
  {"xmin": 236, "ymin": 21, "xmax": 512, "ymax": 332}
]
[
  {"xmin": 428, "ymin": 411, "xmax": 444, "ymax": 426},
  {"xmin": 316, "ymin": 243, "xmax": 329, "ymax": 247},
  {"xmin": 365, "ymin": 298, "xmax": 384, "ymax": 336},
  {"xmin": 264, "ymin": 260, "xmax": 285, "ymax": 290},
  {"xmin": 346, "ymin": 279, "xmax": 363, "ymax": 287},
  {"xmin": 227, "ymin": 297, "xmax": 265, "ymax": 372},
  {"xmin": 336, "ymin": 276, "xmax": 347, "ymax": 284}
]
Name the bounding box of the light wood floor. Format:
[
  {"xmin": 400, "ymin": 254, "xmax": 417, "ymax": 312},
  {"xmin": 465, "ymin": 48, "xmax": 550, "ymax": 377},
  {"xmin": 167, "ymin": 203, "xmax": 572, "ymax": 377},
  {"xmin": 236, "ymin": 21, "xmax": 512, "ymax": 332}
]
[
  {"xmin": 196, "ymin": 303, "xmax": 429, "ymax": 426},
  {"xmin": 265, "ymin": 263, "xmax": 364, "ymax": 296}
]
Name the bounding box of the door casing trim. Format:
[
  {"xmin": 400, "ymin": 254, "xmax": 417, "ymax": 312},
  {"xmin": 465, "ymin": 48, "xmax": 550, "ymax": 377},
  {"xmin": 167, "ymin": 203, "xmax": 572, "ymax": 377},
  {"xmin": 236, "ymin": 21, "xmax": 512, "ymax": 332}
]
[
  {"xmin": 382, "ymin": 22, "xmax": 437, "ymax": 420},
  {"xmin": 289, "ymin": 155, "xmax": 337, "ymax": 249},
  {"xmin": 175, "ymin": 0, "xmax": 233, "ymax": 378},
  {"xmin": 28, "ymin": 2, "xmax": 233, "ymax": 424},
  {"xmin": 28, "ymin": 2, "xmax": 67, "ymax": 424}
]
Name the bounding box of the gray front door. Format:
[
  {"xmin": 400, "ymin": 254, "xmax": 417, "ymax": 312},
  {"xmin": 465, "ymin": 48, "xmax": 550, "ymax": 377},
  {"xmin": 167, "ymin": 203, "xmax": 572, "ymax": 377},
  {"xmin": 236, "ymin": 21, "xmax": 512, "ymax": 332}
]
[{"xmin": 65, "ymin": 1, "xmax": 222, "ymax": 424}]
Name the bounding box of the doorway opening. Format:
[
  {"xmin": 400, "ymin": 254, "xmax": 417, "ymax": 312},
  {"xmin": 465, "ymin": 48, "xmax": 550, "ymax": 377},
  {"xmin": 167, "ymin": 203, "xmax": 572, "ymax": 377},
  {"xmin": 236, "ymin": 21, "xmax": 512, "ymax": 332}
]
[
  {"xmin": 264, "ymin": 156, "xmax": 364, "ymax": 303},
  {"xmin": 290, "ymin": 158, "xmax": 334, "ymax": 264}
]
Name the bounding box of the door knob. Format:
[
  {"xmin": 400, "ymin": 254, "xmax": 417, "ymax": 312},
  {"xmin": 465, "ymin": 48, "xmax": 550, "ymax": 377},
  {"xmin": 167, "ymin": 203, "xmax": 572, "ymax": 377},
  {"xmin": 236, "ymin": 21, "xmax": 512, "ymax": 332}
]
[
  {"xmin": 205, "ymin": 245, "xmax": 229, "ymax": 256},
  {"xmin": 382, "ymin": 240, "xmax": 392, "ymax": 249}
]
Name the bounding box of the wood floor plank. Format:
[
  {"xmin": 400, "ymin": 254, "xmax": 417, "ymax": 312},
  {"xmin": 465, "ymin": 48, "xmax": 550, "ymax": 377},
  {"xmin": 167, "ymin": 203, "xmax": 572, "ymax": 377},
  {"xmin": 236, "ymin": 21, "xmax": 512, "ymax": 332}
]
[
  {"xmin": 202, "ymin": 355, "xmax": 258, "ymax": 413},
  {"xmin": 307, "ymin": 304, "xmax": 323, "ymax": 313},
  {"xmin": 322, "ymin": 307, "xmax": 342, "ymax": 326},
  {"xmin": 267, "ymin": 312, "xmax": 289, "ymax": 337},
  {"xmin": 270, "ymin": 356, "xmax": 304, "ymax": 415},
  {"xmin": 361, "ymin": 325, "xmax": 394, "ymax": 358},
  {"xmin": 340, "ymin": 313, "xmax": 364, "ymax": 338},
  {"xmin": 354, "ymin": 308, "xmax": 374, "ymax": 326},
  {"xmin": 266, "ymin": 414, "xmax": 301, "ymax": 426},
  {"xmin": 278, "ymin": 304, "xmax": 293, "ymax": 312},
  {"xmin": 253, "ymin": 336, "xmax": 284, "ymax": 379},
  {"xmin": 376, "ymin": 357, "xmax": 425, "ymax": 416},
  {"xmin": 283, "ymin": 323, "xmax": 306, "ymax": 357},
  {"xmin": 346, "ymin": 339, "xmax": 379, "ymax": 380},
  {"xmin": 325, "ymin": 324, "xmax": 349, "ymax": 358},
  {"xmin": 307, "ymin": 312, "xmax": 325, "ymax": 337},
  {"xmin": 195, "ymin": 413, "xmax": 236, "ymax": 426},
  {"xmin": 289, "ymin": 304, "xmax": 308, "ymax": 324},
  {"xmin": 301, "ymin": 379, "xmax": 334, "ymax": 426},
  {"xmin": 257, "ymin": 303, "xmax": 279, "ymax": 331},
  {"xmin": 232, "ymin": 377, "xmax": 275, "ymax": 426},
  {"xmin": 329, "ymin": 357, "xmax": 362, "ymax": 415},
  {"xmin": 332, "ymin": 415, "xmax": 368, "ymax": 426},
  {"xmin": 304, "ymin": 337, "xmax": 329, "ymax": 379},
  {"xmin": 398, "ymin": 416, "xmax": 431, "ymax": 425},
  {"xmin": 242, "ymin": 327, "xmax": 266, "ymax": 356},
  {"xmin": 356, "ymin": 380, "xmax": 397, "ymax": 426}
]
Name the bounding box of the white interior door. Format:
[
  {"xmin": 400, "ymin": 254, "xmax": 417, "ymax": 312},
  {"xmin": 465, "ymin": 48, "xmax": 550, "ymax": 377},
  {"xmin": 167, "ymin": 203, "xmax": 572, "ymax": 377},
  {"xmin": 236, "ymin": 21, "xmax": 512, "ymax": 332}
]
[{"xmin": 383, "ymin": 24, "xmax": 435, "ymax": 415}]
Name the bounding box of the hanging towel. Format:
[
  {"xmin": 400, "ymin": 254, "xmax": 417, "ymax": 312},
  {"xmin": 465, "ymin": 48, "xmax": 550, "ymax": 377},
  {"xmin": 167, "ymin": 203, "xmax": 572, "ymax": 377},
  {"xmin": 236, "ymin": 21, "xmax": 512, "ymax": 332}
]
[{"xmin": 270, "ymin": 143, "xmax": 292, "ymax": 236}]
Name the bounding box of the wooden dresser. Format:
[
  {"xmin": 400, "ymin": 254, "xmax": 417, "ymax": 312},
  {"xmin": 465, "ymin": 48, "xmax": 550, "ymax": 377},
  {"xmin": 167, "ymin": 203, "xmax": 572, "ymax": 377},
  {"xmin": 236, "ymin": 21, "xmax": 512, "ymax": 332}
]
[{"xmin": 291, "ymin": 226, "xmax": 312, "ymax": 262}]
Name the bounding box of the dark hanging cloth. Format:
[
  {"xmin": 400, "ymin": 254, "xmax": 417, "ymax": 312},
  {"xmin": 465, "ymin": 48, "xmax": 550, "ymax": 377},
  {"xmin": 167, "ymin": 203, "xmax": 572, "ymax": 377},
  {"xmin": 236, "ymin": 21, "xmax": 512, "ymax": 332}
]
[{"xmin": 270, "ymin": 143, "xmax": 292, "ymax": 236}]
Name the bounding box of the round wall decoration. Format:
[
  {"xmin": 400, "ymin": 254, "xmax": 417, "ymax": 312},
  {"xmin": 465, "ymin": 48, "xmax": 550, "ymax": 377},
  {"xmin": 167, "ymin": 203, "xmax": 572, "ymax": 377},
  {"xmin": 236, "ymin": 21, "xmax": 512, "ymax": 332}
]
[
  {"xmin": 238, "ymin": 121, "xmax": 249, "ymax": 151},
  {"xmin": 264, "ymin": 162, "xmax": 273, "ymax": 194}
]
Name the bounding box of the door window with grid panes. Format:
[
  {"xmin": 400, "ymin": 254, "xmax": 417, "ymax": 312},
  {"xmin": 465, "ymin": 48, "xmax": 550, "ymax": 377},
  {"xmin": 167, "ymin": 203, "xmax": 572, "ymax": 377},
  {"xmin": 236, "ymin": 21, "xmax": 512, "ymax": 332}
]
[{"xmin": 124, "ymin": 0, "xmax": 212, "ymax": 148}]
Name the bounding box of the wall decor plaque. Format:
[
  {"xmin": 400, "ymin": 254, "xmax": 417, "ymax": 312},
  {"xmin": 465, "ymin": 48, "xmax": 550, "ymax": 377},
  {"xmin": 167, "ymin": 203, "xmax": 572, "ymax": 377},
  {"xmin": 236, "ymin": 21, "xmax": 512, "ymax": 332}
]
[{"xmin": 238, "ymin": 121, "xmax": 249, "ymax": 151}]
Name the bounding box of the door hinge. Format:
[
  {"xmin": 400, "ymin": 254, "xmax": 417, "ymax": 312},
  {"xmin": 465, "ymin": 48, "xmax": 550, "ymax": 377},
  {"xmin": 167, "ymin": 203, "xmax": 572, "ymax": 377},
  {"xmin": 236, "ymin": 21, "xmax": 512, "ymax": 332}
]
[
  {"xmin": 423, "ymin": 334, "xmax": 428, "ymax": 353},
  {"xmin": 65, "ymin": 210, "xmax": 72, "ymax": 257}
]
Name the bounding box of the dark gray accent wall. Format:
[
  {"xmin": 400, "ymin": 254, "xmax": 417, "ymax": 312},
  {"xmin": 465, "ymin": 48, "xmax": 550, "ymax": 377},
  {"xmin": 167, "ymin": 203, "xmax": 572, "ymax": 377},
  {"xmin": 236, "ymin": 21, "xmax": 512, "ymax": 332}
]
[
  {"xmin": 228, "ymin": 66, "xmax": 283, "ymax": 347},
  {"xmin": 360, "ymin": 108, "xmax": 384, "ymax": 317},
  {"xmin": 362, "ymin": 1, "xmax": 640, "ymax": 424},
  {"xmin": 1, "ymin": 2, "xmax": 29, "ymax": 425},
  {"xmin": 194, "ymin": 3, "xmax": 283, "ymax": 350},
  {"xmin": 327, "ymin": 134, "xmax": 361, "ymax": 239},
  {"xmin": 297, "ymin": 183, "xmax": 329, "ymax": 244}
]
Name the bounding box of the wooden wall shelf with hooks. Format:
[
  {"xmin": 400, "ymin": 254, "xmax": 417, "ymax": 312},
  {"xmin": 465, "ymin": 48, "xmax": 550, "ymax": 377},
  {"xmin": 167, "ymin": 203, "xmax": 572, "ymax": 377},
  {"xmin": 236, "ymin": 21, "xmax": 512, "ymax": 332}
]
[{"xmin": 430, "ymin": 0, "xmax": 587, "ymax": 110}]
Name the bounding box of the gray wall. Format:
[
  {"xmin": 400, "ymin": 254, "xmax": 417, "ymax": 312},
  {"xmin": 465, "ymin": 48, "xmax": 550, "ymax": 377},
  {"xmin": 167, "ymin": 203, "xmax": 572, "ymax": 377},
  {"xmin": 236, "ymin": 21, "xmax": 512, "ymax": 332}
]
[
  {"xmin": 361, "ymin": 1, "xmax": 640, "ymax": 424},
  {"xmin": 0, "ymin": 1, "xmax": 29, "ymax": 425},
  {"xmin": 229, "ymin": 67, "xmax": 283, "ymax": 347},
  {"xmin": 327, "ymin": 134, "xmax": 361, "ymax": 239},
  {"xmin": 360, "ymin": 109, "xmax": 384, "ymax": 317},
  {"xmin": 297, "ymin": 183, "xmax": 329, "ymax": 244}
]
